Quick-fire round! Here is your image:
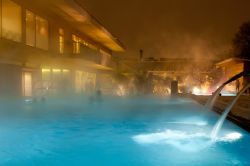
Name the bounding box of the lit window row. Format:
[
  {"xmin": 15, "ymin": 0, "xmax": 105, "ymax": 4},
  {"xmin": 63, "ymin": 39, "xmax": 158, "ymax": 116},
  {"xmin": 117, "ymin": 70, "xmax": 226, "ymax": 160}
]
[
  {"xmin": 0, "ymin": 0, "xmax": 98, "ymax": 54},
  {"xmin": 0, "ymin": 0, "xmax": 49, "ymax": 50},
  {"xmin": 72, "ymin": 34, "xmax": 96, "ymax": 54}
]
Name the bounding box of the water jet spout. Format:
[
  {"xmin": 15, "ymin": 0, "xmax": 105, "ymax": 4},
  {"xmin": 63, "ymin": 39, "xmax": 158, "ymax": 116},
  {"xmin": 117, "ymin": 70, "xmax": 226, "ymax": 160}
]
[
  {"xmin": 205, "ymin": 71, "xmax": 248, "ymax": 110},
  {"xmin": 210, "ymin": 82, "xmax": 250, "ymax": 140}
]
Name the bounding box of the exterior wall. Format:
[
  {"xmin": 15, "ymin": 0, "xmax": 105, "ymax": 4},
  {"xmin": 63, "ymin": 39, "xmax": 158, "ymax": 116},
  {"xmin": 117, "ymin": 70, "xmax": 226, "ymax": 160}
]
[
  {"xmin": 224, "ymin": 63, "xmax": 244, "ymax": 80},
  {"xmin": 0, "ymin": 64, "xmax": 22, "ymax": 97},
  {"xmin": 81, "ymin": 46, "xmax": 101, "ymax": 64},
  {"xmin": 216, "ymin": 59, "xmax": 250, "ymax": 93}
]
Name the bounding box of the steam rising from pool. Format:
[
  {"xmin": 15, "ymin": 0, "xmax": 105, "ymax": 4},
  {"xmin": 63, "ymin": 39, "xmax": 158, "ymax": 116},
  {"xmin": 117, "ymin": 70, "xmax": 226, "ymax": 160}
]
[{"xmin": 132, "ymin": 130, "xmax": 242, "ymax": 152}]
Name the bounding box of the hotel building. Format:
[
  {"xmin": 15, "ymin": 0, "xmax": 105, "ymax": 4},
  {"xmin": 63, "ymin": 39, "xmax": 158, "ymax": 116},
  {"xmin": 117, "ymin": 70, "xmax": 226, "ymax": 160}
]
[{"xmin": 0, "ymin": 0, "xmax": 125, "ymax": 97}]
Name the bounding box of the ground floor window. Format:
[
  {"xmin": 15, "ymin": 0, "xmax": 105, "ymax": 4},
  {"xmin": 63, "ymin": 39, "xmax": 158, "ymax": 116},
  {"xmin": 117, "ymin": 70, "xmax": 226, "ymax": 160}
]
[
  {"xmin": 41, "ymin": 68, "xmax": 71, "ymax": 95},
  {"xmin": 22, "ymin": 72, "xmax": 32, "ymax": 97},
  {"xmin": 75, "ymin": 71, "xmax": 96, "ymax": 94}
]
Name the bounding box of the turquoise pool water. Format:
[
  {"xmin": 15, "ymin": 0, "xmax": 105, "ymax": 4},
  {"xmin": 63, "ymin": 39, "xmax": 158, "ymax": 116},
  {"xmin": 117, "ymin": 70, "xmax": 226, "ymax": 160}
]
[{"xmin": 0, "ymin": 97, "xmax": 249, "ymax": 166}]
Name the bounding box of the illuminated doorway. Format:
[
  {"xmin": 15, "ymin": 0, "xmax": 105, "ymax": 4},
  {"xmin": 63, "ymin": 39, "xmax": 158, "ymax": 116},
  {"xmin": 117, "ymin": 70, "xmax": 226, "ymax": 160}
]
[{"xmin": 22, "ymin": 72, "xmax": 32, "ymax": 97}]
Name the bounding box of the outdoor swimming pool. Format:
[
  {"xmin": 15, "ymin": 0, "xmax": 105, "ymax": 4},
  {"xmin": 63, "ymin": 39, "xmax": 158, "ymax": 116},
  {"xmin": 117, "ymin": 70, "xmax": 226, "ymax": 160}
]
[{"xmin": 0, "ymin": 96, "xmax": 249, "ymax": 166}]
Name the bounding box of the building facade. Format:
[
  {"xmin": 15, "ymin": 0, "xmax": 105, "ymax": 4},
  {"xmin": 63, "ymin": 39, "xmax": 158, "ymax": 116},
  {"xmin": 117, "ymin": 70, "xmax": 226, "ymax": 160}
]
[
  {"xmin": 120, "ymin": 57, "xmax": 214, "ymax": 95},
  {"xmin": 0, "ymin": 0, "xmax": 125, "ymax": 98},
  {"xmin": 216, "ymin": 58, "xmax": 250, "ymax": 93}
]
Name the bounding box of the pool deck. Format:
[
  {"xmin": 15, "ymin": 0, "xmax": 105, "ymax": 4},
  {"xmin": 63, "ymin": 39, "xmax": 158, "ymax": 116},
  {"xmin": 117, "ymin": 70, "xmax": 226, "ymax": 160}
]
[{"xmin": 183, "ymin": 94, "xmax": 250, "ymax": 132}]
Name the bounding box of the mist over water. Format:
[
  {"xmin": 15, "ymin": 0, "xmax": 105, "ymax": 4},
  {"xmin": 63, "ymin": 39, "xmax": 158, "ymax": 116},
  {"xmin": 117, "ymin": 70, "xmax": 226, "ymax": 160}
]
[{"xmin": 0, "ymin": 96, "xmax": 249, "ymax": 166}]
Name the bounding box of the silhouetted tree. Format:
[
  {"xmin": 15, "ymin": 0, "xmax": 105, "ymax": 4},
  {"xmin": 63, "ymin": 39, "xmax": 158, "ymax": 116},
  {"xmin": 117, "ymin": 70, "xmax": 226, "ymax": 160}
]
[{"xmin": 233, "ymin": 21, "xmax": 250, "ymax": 59}]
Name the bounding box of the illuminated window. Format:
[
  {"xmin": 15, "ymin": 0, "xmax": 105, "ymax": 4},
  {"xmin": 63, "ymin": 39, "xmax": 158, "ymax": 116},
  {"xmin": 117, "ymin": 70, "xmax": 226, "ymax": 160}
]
[
  {"xmin": 42, "ymin": 68, "xmax": 51, "ymax": 81},
  {"xmin": 52, "ymin": 69, "xmax": 61, "ymax": 73},
  {"xmin": 62, "ymin": 69, "xmax": 70, "ymax": 85},
  {"xmin": 72, "ymin": 34, "xmax": 81, "ymax": 54},
  {"xmin": 52, "ymin": 69, "xmax": 62, "ymax": 89},
  {"xmin": 25, "ymin": 10, "xmax": 49, "ymax": 50},
  {"xmin": 75, "ymin": 71, "xmax": 96, "ymax": 94},
  {"xmin": 75, "ymin": 71, "xmax": 85, "ymax": 93},
  {"xmin": 1, "ymin": 0, "xmax": 22, "ymax": 42},
  {"xmin": 62, "ymin": 69, "xmax": 69, "ymax": 73},
  {"xmin": 22, "ymin": 72, "xmax": 32, "ymax": 97},
  {"xmin": 59, "ymin": 28, "xmax": 64, "ymax": 54},
  {"xmin": 36, "ymin": 16, "xmax": 48, "ymax": 50},
  {"xmin": 26, "ymin": 10, "xmax": 36, "ymax": 46}
]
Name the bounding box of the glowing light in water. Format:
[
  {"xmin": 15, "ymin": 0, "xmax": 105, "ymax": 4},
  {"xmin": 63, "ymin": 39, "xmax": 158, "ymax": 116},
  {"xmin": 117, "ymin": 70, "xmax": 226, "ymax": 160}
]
[
  {"xmin": 133, "ymin": 130, "xmax": 206, "ymax": 143},
  {"xmin": 132, "ymin": 130, "xmax": 242, "ymax": 152},
  {"xmin": 220, "ymin": 132, "xmax": 242, "ymax": 142}
]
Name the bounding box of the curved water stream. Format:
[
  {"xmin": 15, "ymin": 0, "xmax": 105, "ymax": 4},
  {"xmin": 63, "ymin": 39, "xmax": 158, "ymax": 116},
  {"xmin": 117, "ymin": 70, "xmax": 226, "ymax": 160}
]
[
  {"xmin": 210, "ymin": 82, "xmax": 250, "ymax": 139},
  {"xmin": 205, "ymin": 71, "xmax": 245, "ymax": 110}
]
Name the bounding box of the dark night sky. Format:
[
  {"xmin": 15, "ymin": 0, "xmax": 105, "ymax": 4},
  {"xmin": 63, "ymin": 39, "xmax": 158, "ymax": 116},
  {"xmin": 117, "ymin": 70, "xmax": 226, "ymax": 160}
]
[{"xmin": 80, "ymin": 0, "xmax": 250, "ymax": 60}]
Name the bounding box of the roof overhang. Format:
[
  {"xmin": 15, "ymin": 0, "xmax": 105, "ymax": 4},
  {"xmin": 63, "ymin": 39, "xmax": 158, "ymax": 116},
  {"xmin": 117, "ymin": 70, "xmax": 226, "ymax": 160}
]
[
  {"xmin": 15, "ymin": 0, "xmax": 125, "ymax": 52},
  {"xmin": 216, "ymin": 58, "xmax": 250, "ymax": 67},
  {"xmin": 55, "ymin": 0, "xmax": 125, "ymax": 52}
]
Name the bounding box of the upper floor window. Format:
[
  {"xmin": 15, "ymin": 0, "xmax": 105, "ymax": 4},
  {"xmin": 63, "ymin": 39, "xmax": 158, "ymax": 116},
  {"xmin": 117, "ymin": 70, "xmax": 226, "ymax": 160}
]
[
  {"xmin": 59, "ymin": 28, "xmax": 64, "ymax": 54},
  {"xmin": 25, "ymin": 10, "xmax": 48, "ymax": 50},
  {"xmin": 72, "ymin": 34, "xmax": 81, "ymax": 54},
  {"xmin": 1, "ymin": 0, "xmax": 22, "ymax": 42},
  {"xmin": 26, "ymin": 10, "xmax": 35, "ymax": 46},
  {"xmin": 36, "ymin": 16, "xmax": 48, "ymax": 50}
]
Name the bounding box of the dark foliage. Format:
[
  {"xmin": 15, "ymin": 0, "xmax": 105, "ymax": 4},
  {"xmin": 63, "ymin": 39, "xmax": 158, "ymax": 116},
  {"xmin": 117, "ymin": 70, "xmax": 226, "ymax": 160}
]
[{"xmin": 233, "ymin": 21, "xmax": 250, "ymax": 59}]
